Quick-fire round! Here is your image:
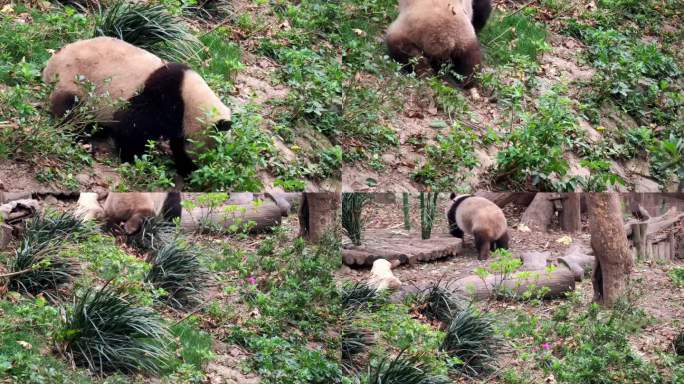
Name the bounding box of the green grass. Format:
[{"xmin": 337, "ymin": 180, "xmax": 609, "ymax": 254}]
[
  {"xmin": 480, "ymin": 10, "xmax": 550, "ymax": 65},
  {"xmin": 668, "ymin": 267, "xmax": 684, "ymax": 288}
]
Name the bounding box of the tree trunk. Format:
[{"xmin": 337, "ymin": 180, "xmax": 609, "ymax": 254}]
[
  {"xmin": 560, "ymin": 193, "xmax": 581, "ymax": 233},
  {"xmin": 521, "ymin": 193, "xmax": 556, "ymax": 232},
  {"xmin": 299, "ymin": 193, "xmax": 340, "ymax": 243},
  {"xmin": 586, "ymin": 193, "xmax": 633, "ymax": 307}
]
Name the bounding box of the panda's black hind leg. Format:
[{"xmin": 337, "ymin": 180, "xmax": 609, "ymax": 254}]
[
  {"xmin": 472, "ymin": 0, "xmax": 492, "ymax": 33},
  {"xmin": 170, "ymin": 138, "xmax": 198, "ymax": 177}
]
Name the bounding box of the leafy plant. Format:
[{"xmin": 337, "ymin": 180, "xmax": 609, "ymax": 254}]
[
  {"xmin": 675, "ymin": 331, "xmax": 684, "ymax": 356},
  {"xmin": 58, "ymin": 282, "xmax": 171, "ymax": 374},
  {"xmin": 145, "ymin": 242, "xmax": 207, "ymax": 309},
  {"xmin": 440, "ymin": 308, "xmax": 501, "ymax": 377},
  {"xmin": 95, "ymin": 1, "xmax": 202, "ymax": 63},
  {"xmin": 668, "ymin": 267, "xmax": 684, "ymax": 288}
]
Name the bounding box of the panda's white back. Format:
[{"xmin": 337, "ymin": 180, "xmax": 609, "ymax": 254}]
[{"xmin": 42, "ymin": 36, "xmax": 164, "ymax": 121}]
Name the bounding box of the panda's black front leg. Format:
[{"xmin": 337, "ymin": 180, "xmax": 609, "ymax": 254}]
[
  {"xmin": 449, "ymin": 224, "xmax": 464, "ymax": 238},
  {"xmin": 169, "ymin": 138, "xmax": 197, "ymax": 177}
]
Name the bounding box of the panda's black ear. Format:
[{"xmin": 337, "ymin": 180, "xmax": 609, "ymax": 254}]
[
  {"xmin": 449, "ymin": 192, "xmax": 456, "ymax": 200},
  {"xmin": 215, "ymin": 119, "xmax": 232, "ymax": 131}
]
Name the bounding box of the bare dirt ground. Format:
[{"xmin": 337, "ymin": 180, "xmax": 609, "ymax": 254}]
[{"xmin": 336, "ymin": 194, "xmax": 684, "ymax": 380}]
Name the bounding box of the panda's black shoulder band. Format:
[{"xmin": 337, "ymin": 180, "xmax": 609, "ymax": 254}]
[{"xmin": 451, "ymin": 194, "xmax": 472, "ymax": 211}]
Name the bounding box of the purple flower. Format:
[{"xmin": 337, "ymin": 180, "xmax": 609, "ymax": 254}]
[
  {"xmin": 541, "ymin": 342, "xmax": 551, "ymax": 350},
  {"xmin": 246, "ymin": 275, "xmax": 257, "ymax": 285}
]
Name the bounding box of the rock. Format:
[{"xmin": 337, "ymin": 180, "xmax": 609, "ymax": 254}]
[{"xmin": 75, "ymin": 173, "xmax": 91, "ymax": 185}]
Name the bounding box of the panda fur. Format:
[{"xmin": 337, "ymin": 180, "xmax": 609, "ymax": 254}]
[
  {"xmin": 103, "ymin": 192, "xmax": 182, "ymax": 235},
  {"xmin": 42, "ymin": 37, "xmax": 232, "ymax": 176},
  {"xmin": 446, "ymin": 193, "xmax": 508, "ymax": 260},
  {"xmin": 385, "ymin": 0, "xmax": 492, "ymax": 87}
]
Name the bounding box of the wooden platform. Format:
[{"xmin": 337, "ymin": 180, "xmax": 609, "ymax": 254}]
[{"xmin": 342, "ymin": 230, "xmax": 463, "ymax": 267}]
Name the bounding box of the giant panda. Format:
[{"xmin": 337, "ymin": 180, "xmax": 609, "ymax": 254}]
[
  {"xmin": 385, "ymin": 0, "xmax": 492, "ymax": 87},
  {"xmin": 103, "ymin": 192, "xmax": 182, "ymax": 235},
  {"xmin": 42, "ymin": 36, "xmax": 232, "ymax": 176},
  {"xmin": 446, "ymin": 193, "xmax": 508, "ymax": 260}
]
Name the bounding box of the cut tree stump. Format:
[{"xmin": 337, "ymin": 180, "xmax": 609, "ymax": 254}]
[
  {"xmin": 452, "ymin": 267, "xmax": 576, "ymax": 300},
  {"xmin": 559, "ymin": 193, "xmax": 581, "ymax": 233},
  {"xmin": 342, "ymin": 230, "xmax": 463, "ymax": 266},
  {"xmin": 557, "ymin": 243, "xmax": 595, "ymax": 281},
  {"xmin": 521, "ymin": 193, "xmax": 557, "ymax": 232}
]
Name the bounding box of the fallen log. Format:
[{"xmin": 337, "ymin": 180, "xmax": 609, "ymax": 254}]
[
  {"xmin": 0, "ymin": 199, "xmax": 39, "ymax": 224},
  {"xmin": 624, "ymin": 207, "xmax": 684, "ymax": 237},
  {"xmin": 180, "ymin": 202, "xmax": 282, "ymax": 234},
  {"xmin": 557, "ymin": 243, "xmax": 595, "ymax": 281},
  {"xmin": 452, "ymin": 267, "xmax": 575, "ymax": 300}
]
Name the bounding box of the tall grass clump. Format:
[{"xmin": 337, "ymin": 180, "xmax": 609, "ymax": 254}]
[
  {"xmin": 58, "ymin": 282, "xmax": 171, "ymax": 374},
  {"xmin": 367, "ymin": 351, "xmax": 450, "ymax": 384},
  {"xmin": 340, "ymin": 282, "xmax": 380, "ymax": 312},
  {"xmin": 145, "ymin": 242, "xmax": 206, "ymax": 309},
  {"xmin": 416, "ymin": 283, "xmax": 464, "ymax": 325},
  {"xmin": 440, "ymin": 308, "xmax": 501, "ymax": 377},
  {"xmin": 342, "ymin": 193, "xmax": 373, "ymax": 246},
  {"xmin": 126, "ymin": 215, "xmax": 178, "ymax": 252},
  {"xmin": 95, "ymin": 1, "xmax": 202, "ymax": 63},
  {"xmin": 4, "ymin": 212, "xmax": 88, "ymax": 297}
]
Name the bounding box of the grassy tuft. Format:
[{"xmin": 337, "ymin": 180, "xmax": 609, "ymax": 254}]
[
  {"xmin": 440, "ymin": 308, "xmax": 500, "ymax": 377},
  {"xmin": 95, "ymin": 1, "xmax": 202, "ymax": 63},
  {"xmin": 416, "ymin": 283, "xmax": 464, "ymax": 325},
  {"xmin": 126, "ymin": 215, "xmax": 178, "ymax": 252},
  {"xmin": 4, "ymin": 211, "xmax": 88, "ymax": 297},
  {"xmin": 58, "ymin": 282, "xmax": 171, "ymax": 374},
  {"xmin": 145, "ymin": 242, "xmax": 206, "ymax": 309},
  {"xmin": 367, "ymin": 350, "xmax": 450, "ymax": 384},
  {"xmin": 340, "ymin": 282, "xmax": 380, "ymax": 312},
  {"xmin": 6, "ymin": 239, "xmax": 78, "ymax": 297},
  {"xmin": 341, "ymin": 323, "xmax": 374, "ymax": 372}
]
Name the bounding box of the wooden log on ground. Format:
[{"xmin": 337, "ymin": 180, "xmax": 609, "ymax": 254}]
[
  {"xmin": 520, "ymin": 251, "xmax": 550, "ymax": 271},
  {"xmin": 341, "ymin": 232, "xmax": 462, "ymax": 266},
  {"xmin": 0, "ymin": 199, "xmax": 40, "ymax": 224},
  {"xmin": 557, "ymin": 243, "xmax": 595, "ymax": 281},
  {"xmin": 624, "ymin": 207, "xmax": 684, "ymax": 237},
  {"xmin": 521, "ymin": 193, "xmax": 557, "ymax": 232},
  {"xmin": 180, "ymin": 202, "xmax": 282, "ymax": 234},
  {"xmin": 452, "ymin": 267, "xmax": 575, "ymax": 300}
]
